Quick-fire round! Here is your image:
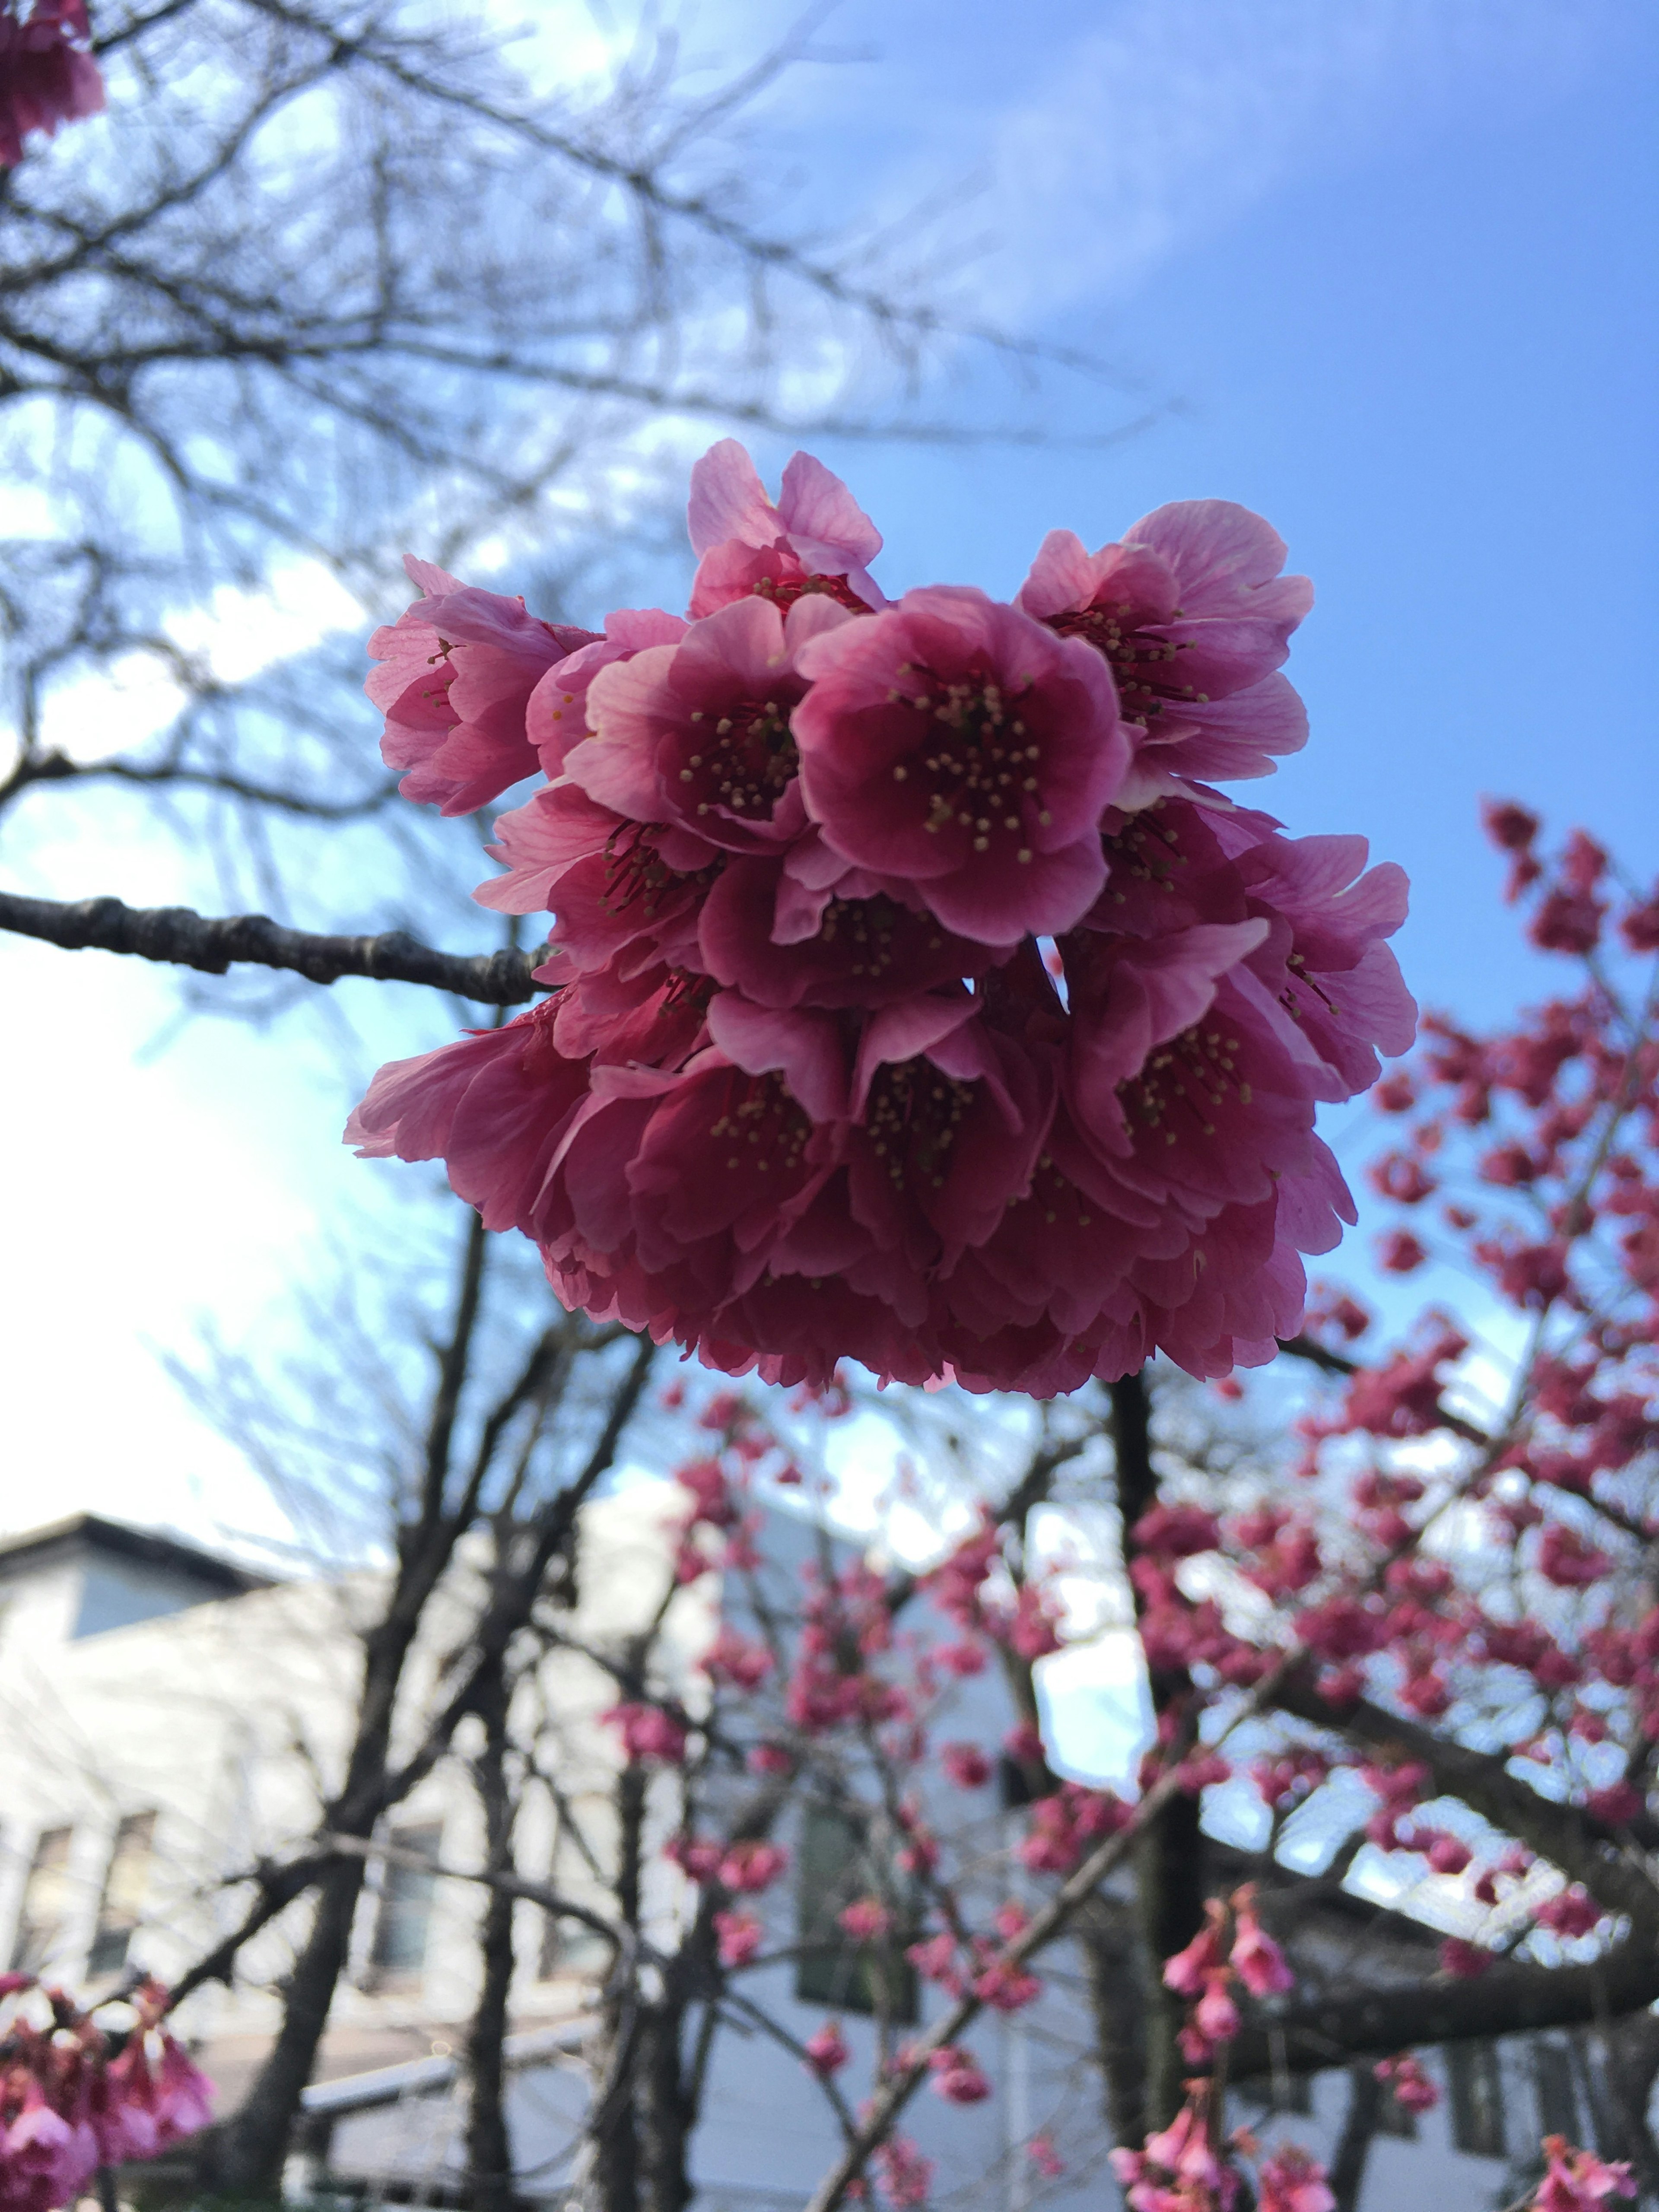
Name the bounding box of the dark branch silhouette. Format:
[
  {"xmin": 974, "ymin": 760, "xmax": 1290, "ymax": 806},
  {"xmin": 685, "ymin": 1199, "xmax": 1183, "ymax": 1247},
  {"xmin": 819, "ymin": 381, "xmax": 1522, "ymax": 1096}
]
[{"xmin": 0, "ymin": 887, "xmax": 551, "ymax": 1002}]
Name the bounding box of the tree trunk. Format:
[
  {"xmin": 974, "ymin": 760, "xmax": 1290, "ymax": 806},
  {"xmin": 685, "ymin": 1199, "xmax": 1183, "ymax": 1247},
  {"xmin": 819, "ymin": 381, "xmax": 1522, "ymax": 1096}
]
[
  {"xmin": 1077, "ymin": 1893, "xmax": 1147, "ymax": 2148},
  {"xmin": 637, "ymin": 2005, "xmax": 693, "ymax": 2212},
  {"xmin": 1110, "ymin": 1370, "xmax": 1209, "ymax": 2135},
  {"xmin": 466, "ymin": 1661, "xmax": 518, "ymax": 2212},
  {"xmin": 203, "ymin": 1852, "xmax": 369, "ymax": 2195},
  {"xmin": 1327, "ymin": 2063, "xmax": 1382, "ymax": 2212}
]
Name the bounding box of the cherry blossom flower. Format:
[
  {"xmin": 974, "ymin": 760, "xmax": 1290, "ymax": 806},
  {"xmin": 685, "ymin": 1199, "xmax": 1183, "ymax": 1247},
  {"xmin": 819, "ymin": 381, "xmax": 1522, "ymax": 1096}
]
[
  {"xmin": 601, "ymin": 1702, "xmax": 689, "ymax": 1764},
  {"xmin": 1230, "ymin": 1888, "xmax": 1294, "ymax": 1997},
  {"xmin": 1255, "ymin": 2143, "xmax": 1335, "ymax": 2212},
  {"xmin": 939, "ymin": 1742, "xmax": 993, "ymax": 1789},
  {"xmin": 0, "ymin": 1, "xmax": 103, "ymax": 170},
  {"xmin": 791, "ymin": 588, "xmax": 1129, "ymax": 946},
  {"xmin": 0, "ymin": 1977, "xmax": 213, "ymax": 2212},
  {"xmin": 872, "ymin": 2135, "xmax": 933, "ymax": 2210},
  {"xmin": 1533, "ymin": 2137, "xmax": 1637, "ymax": 2210},
  {"xmin": 838, "ymin": 1898, "xmax": 893, "ymax": 1942},
  {"xmin": 802, "ymin": 2020, "xmax": 849, "ymax": 2077},
  {"xmin": 1027, "ymin": 2135, "xmax": 1066, "ymax": 2180},
  {"xmin": 687, "ymin": 441, "xmax": 886, "ymax": 617},
  {"xmin": 700, "ymin": 1624, "xmax": 773, "ymax": 1689},
  {"xmin": 574, "ymin": 594, "xmax": 851, "ymax": 853},
  {"xmin": 1017, "ymin": 499, "xmax": 1312, "ymax": 808},
  {"xmin": 1374, "ymin": 2054, "xmax": 1438, "ymax": 2113},
  {"xmin": 367, "ymin": 557, "xmax": 599, "ymax": 815},
  {"xmin": 714, "ymin": 1911, "xmax": 763, "ymax": 1968},
  {"xmin": 717, "ymin": 1840, "xmax": 788, "ymax": 1893},
  {"xmin": 927, "ymin": 2046, "xmax": 992, "ymax": 2104}
]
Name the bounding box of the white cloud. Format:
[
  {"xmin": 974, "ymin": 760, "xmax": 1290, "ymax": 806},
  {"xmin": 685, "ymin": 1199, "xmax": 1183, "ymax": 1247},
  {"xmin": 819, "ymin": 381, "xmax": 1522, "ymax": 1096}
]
[{"xmin": 874, "ymin": 0, "xmax": 1614, "ymax": 319}]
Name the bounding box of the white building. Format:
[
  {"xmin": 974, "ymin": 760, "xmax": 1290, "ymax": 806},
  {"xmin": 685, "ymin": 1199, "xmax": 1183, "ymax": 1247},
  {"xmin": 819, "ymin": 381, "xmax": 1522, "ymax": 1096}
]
[{"xmin": 0, "ymin": 1508, "xmax": 1615, "ymax": 2209}]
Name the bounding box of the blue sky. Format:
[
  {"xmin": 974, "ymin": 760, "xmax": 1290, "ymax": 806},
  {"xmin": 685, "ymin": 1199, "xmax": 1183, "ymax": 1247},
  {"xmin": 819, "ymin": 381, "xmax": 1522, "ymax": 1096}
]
[{"xmin": 2, "ymin": 0, "xmax": 1653, "ymax": 1547}]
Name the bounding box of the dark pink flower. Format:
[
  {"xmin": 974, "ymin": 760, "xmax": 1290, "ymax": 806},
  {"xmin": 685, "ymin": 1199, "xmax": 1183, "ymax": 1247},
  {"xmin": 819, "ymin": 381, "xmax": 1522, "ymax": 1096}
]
[
  {"xmin": 345, "ymin": 999, "xmax": 597, "ymax": 1244},
  {"xmin": 524, "ymin": 607, "xmax": 687, "ymax": 775},
  {"xmin": 873, "ymin": 2136, "xmax": 933, "ymax": 2210},
  {"xmin": 973, "ymin": 1957, "xmax": 1042, "ymax": 2012},
  {"xmin": 574, "ymin": 594, "xmax": 852, "ymax": 852},
  {"xmin": 927, "ymin": 2047, "xmax": 991, "ymax": 2104},
  {"xmin": 1535, "ymin": 1887, "xmax": 1603, "ymax": 1941},
  {"xmin": 792, "ymin": 588, "xmax": 1129, "ymax": 946},
  {"xmin": 838, "ymin": 1897, "xmax": 893, "ymax": 1942},
  {"xmin": 1027, "ymin": 2136, "xmax": 1065, "ymax": 2180},
  {"xmin": 601, "ymin": 1702, "xmax": 688, "ymax": 1764},
  {"xmin": 1163, "ymin": 1901, "xmax": 1229, "ymax": 1996},
  {"xmin": 687, "ymin": 441, "xmax": 885, "ymax": 617},
  {"xmin": 1230, "ymin": 1889, "xmax": 1294, "ymax": 1996},
  {"xmin": 1255, "ymin": 2142, "xmax": 1335, "ymax": 2212},
  {"xmin": 939, "ymin": 1741, "xmax": 993, "ymax": 1789},
  {"xmin": 700, "ymin": 1624, "xmax": 773, "ymax": 1690},
  {"xmin": 697, "ymin": 852, "xmax": 991, "ymax": 1009},
  {"xmin": 1439, "ymin": 1937, "xmax": 1490, "ymax": 1978},
  {"xmin": 718, "ymin": 1840, "xmax": 788, "ymax": 1893},
  {"xmin": 714, "ymin": 1910, "xmax": 763, "ymax": 1968},
  {"xmin": 367, "ymin": 557, "xmax": 599, "ymax": 815},
  {"xmin": 1110, "ymin": 2097, "xmax": 1239, "ymax": 2212},
  {"xmin": 0, "ymin": 1, "xmax": 104, "ymax": 169},
  {"xmin": 1017, "ymin": 499, "xmax": 1312, "ymax": 807},
  {"xmin": 1374, "ymin": 2055, "xmax": 1438, "ymax": 2113},
  {"xmin": 1535, "ymin": 2136, "xmax": 1637, "ymax": 2209},
  {"xmin": 479, "ymin": 783, "xmax": 720, "ymax": 981},
  {"xmin": 803, "ymin": 2020, "xmax": 849, "ymax": 2077}
]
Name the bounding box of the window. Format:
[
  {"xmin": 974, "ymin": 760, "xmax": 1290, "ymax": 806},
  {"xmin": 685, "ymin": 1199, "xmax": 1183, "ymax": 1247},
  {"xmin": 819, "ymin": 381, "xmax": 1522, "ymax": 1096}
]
[
  {"xmin": 10, "ymin": 1827, "xmax": 73, "ymax": 1973},
  {"xmin": 537, "ymin": 1799, "xmax": 612, "ymax": 1981},
  {"xmin": 1533, "ymin": 2039, "xmax": 1578, "ymax": 2142},
  {"xmin": 1446, "ymin": 2040, "xmax": 1507, "ymax": 2158},
  {"xmin": 369, "ymin": 1824, "xmax": 443, "ymax": 1981},
  {"xmin": 1236, "ymin": 2072, "xmax": 1313, "ymax": 2126},
  {"xmin": 87, "ymin": 1813, "xmax": 156, "ymax": 1977},
  {"xmin": 795, "ymin": 1805, "xmax": 917, "ymax": 2023}
]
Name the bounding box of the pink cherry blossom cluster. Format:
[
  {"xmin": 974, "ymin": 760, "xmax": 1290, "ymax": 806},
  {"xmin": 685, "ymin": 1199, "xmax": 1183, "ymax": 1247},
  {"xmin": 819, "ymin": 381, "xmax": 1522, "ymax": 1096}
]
[
  {"xmin": 1533, "ymin": 2136, "xmax": 1637, "ymax": 2211},
  {"xmin": 350, "ymin": 440, "xmax": 1414, "ymax": 1394},
  {"xmin": 1108, "ymin": 2084, "xmax": 1339, "ymax": 2212},
  {"xmin": 0, "ymin": 0, "xmax": 102, "ymax": 168},
  {"xmin": 0, "ymin": 1977, "xmax": 213, "ymax": 2212}
]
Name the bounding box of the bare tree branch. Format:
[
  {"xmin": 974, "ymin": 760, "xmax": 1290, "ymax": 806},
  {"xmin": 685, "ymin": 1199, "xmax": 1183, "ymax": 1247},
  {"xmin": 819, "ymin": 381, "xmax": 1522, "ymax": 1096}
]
[{"xmin": 0, "ymin": 887, "xmax": 551, "ymax": 1002}]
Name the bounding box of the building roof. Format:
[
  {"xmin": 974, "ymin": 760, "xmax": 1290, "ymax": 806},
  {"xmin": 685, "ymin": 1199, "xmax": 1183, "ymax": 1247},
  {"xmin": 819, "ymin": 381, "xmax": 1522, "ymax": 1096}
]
[{"xmin": 0, "ymin": 1512, "xmax": 273, "ymax": 1597}]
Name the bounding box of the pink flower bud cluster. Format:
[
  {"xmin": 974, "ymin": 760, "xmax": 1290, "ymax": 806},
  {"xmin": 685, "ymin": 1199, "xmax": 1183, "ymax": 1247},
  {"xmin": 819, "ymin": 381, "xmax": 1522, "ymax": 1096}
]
[
  {"xmin": 0, "ymin": 1978, "xmax": 213, "ymax": 2212},
  {"xmin": 1112, "ymin": 2087, "xmax": 1337, "ymax": 2212},
  {"xmin": 1162, "ymin": 1888, "xmax": 1293, "ymax": 2068},
  {"xmin": 1108, "ymin": 2089, "xmax": 1240, "ymax": 2212},
  {"xmin": 0, "ymin": 2, "xmax": 103, "ymax": 170},
  {"xmin": 1373, "ymin": 2053, "xmax": 1438, "ymax": 2113},
  {"xmin": 350, "ymin": 441, "xmax": 1414, "ymax": 1394}
]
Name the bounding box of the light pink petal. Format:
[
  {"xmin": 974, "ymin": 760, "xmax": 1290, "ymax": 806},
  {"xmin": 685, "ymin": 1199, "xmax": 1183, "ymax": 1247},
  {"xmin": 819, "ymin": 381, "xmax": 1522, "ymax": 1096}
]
[
  {"xmin": 1124, "ymin": 499, "xmax": 1307, "ymax": 610},
  {"xmin": 677, "ymin": 593, "xmax": 790, "ymax": 692},
  {"xmin": 776, "ymin": 450, "xmax": 884, "ymax": 571},
  {"xmin": 475, "ymin": 784, "xmax": 617, "ymax": 913},
  {"xmin": 404, "ymin": 553, "xmax": 465, "ymax": 596},
  {"xmin": 687, "ymin": 439, "xmax": 778, "ymax": 556}
]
